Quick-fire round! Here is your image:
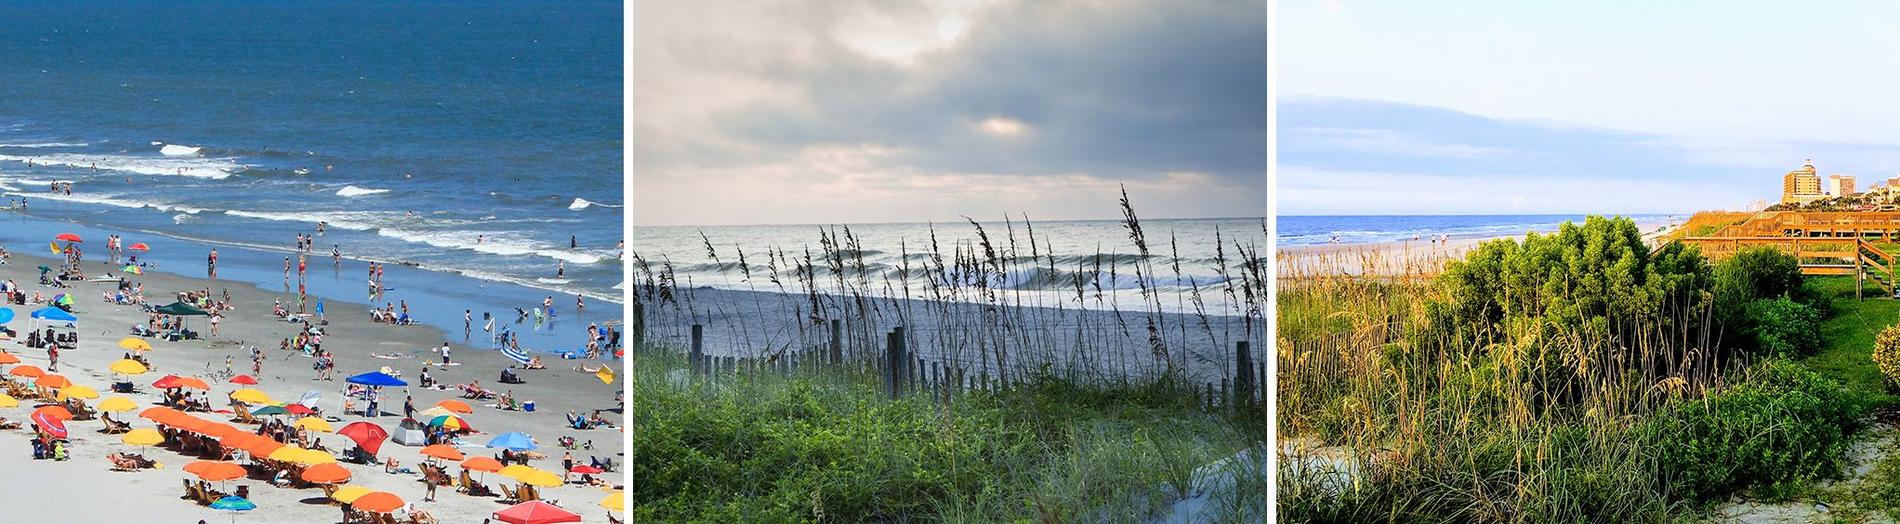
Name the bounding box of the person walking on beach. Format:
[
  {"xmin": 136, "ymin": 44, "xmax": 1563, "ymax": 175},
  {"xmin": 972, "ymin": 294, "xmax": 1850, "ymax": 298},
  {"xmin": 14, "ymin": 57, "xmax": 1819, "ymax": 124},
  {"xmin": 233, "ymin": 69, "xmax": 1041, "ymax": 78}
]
[
  {"xmin": 46, "ymin": 343, "xmax": 58, "ymax": 373},
  {"xmin": 210, "ymin": 312, "xmax": 221, "ymax": 337},
  {"xmin": 464, "ymin": 309, "xmax": 472, "ymax": 336},
  {"xmin": 403, "ymin": 395, "xmax": 415, "ymax": 420},
  {"xmin": 576, "ymin": 294, "xmax": 584, "ymax": 311},
  {"xmin": 284, "ymin": 256, "xmax": 291, "ymax": 278},
  {"xmin": 206, "ymin": 249, "xmax": 218, "ymax": 278}
]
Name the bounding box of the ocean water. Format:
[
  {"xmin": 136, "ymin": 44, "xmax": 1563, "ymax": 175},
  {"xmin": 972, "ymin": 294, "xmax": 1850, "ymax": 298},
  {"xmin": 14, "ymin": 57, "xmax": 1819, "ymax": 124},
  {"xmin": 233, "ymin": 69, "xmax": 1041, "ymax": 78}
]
[
  {"xmin": 632, "ymin": 218, "xmax": 1268, "ymax": 314},
  {"xmin": 0, "ymin": 2, "xmax": 623, "ymax": 353},
  {"xmin": 1278, "ymin": 214, "xmax": 1682, "ymax": 246}
]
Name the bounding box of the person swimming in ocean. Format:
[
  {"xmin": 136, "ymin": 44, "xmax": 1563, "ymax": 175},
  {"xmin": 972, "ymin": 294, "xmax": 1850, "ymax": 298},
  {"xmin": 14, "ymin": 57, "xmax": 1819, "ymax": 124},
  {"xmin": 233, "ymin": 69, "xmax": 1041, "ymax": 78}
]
[
  {"xmin": 332, "ymin": 245, "xmax": 340, "ymax": 264},
  {"xmin": 556, "ymin": 261, "xmax": 565, "ymax": 278},
  {"xmin": 570, "ymin": 235, "xmax": 577, "ymax": 248}
]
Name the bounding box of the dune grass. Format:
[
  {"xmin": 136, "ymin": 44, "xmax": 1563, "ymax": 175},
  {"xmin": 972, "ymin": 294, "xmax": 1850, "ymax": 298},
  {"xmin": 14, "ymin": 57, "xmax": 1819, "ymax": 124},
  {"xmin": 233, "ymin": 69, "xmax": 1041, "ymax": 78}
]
[{"xmin": 632, "ymin": 349, "xmax": 1267, "ymax": 522}]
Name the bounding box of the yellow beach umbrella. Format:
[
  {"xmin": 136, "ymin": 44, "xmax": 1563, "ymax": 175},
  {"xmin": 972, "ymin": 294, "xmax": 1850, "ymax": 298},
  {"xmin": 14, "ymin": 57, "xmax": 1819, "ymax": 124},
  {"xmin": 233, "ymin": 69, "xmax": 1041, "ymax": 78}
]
[
  {"xmin": 118, "ymin": 338, "xmax": 152, "ymax": 351},
  {"xmin": 267, "ymin": 446, "xmax": 304, "ymax": 463},
  {"xmin": 0, "ymin": 394, "xmax": 17, "ymax": 408},
  {"xmin": 97, "ymin": 396, "xmax": 138, "ymax": 413},
  {"xmin": 108, "ymin": 359, "xmax": 148, "ymax": 376},
  {"xmin": 121, "ymin": 428, "xmax": 164, "ymax": 447},
  {"xmin": 58, "ymin": 384, "xmax": 100, "ymax": 400},
  {"xmin": 295, "ymin": 448, "xmax": 337, "ymax": 465},
  {"xmin": 229, "ymin": 388, "xmax": 275, "ymax": 405},
  {"xmin": 599, "ymin": 490, "xmax": 625, "ymax": 512},
  {"xmin": 498, "ymin": 464, "xmax": 538, "ymax": 480},
  {"xmin": 518, "ymin": 469, "xmax": 563, "ymax": 487},
  {"xmin": 329, "ymin": 485, "xmax": 372, "ymax": 504},
  {"xmin": 292, "ymin": 416, "xmax": 332, "ymax": 433},
  {"xmin": 414, "ymin": 406, "xmax": 456, "ymax": 420}
]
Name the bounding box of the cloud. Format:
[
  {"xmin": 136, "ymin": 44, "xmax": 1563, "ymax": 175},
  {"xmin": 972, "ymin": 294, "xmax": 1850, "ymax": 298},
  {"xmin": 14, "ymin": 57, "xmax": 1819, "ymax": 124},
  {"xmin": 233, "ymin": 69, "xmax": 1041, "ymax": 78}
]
[{"xmin": 633, "ymin": 0, "xmax": 1267, "ymax": 225}]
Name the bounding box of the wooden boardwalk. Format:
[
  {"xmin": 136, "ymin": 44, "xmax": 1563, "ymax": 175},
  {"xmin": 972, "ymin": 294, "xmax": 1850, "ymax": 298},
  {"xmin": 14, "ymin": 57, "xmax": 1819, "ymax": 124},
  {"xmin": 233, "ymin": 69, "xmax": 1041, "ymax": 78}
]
[{"xmin": 1676, "ymin": 211, "xmax": 1900, "ymax": 298}]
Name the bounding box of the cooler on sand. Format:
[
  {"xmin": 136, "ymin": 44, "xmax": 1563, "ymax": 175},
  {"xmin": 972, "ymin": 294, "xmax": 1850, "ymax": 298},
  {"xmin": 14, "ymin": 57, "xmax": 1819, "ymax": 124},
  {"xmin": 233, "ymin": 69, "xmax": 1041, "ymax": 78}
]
[{"xmin": 523, "ymin": 401, "xmax": 535, "ymax": 412}]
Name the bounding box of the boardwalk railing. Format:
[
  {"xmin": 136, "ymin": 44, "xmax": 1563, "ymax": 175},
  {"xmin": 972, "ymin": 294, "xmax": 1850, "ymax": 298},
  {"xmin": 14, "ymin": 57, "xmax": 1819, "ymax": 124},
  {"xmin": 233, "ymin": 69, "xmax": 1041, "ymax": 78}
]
[{"xmin": 1677, "ymin": 235, "xmax": 1896, "ymax": 298}]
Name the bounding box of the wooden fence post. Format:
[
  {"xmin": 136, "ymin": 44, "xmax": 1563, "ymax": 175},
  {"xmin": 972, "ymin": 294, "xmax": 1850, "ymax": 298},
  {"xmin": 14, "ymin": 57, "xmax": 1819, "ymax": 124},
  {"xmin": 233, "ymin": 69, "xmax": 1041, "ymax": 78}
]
[
  {"xmin": 1235, "ymin": 341, "xmax": 1255, "ymax": 407},
  {"xmin": 690, "ymin": 324, "xmax": 704, "ymax": 376},
  {"xmin": 885, "ymin": 329, "xmax": 900, "ymax": 399},
  {"xmin": 829, "ymin": 319, "xmax": 843, "ymax": 366}
]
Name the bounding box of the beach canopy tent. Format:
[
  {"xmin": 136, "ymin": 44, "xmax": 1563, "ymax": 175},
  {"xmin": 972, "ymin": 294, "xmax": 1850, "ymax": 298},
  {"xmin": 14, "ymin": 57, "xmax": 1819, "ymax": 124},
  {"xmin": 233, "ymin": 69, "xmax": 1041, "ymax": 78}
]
[
  {"xmin": 154, "ymin": 301, "xmax": 209, "ymax": 316},
  {"xmin": 344, "ymin": 372, "xmax": 406, "ymax": 387},
  {"xmin": 492, "ymin": 500, "xmax": 582, "ymax": 524},
  {"xmin": 29, "ymin": 306, "xmax": 76, "ymax": 326},
  {"xmin": 392, "ymin": 419, "xmax": 428, "ymax": 447}
]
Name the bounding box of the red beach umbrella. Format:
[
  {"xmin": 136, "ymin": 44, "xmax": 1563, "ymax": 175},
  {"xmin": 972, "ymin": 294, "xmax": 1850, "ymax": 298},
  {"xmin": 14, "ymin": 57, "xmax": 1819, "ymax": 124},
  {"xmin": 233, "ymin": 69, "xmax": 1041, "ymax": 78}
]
[
  {"xmin": 128, "ymin": 242, "xmax": 150, "ymax": 251},
  {"xmin": 54, "ymin": 233, "xmax": 81, "ymax": 243},
  {"xmin": 31, "ymin": 408, "xmax": 68, "ymax": 438},
  {"xmin": 491, "ymin": 500, "xmax": 582, "ymax": 524},
  {"xmin": 568, "ymin": 465, "xmax": 603, "ymax": 474},
  {"xmin": 285, "ymin": 403, "xmax": 314, "ymax": 416},
  {"xmin": 229, "ymin": 374, "xmax": 259, "ymax": 385},
  {"xmin": 337, "ymin": 421, "xmax": 389, "ymax": 456}
]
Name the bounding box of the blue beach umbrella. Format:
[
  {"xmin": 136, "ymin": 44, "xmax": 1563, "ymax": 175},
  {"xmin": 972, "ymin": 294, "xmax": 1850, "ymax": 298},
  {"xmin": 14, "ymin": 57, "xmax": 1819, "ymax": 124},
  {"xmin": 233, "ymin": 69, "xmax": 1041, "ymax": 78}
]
[
  {"xmin": 0, "ymin": 307, "xmax": 14, "ymax": 325},
  {"xmin": 344, "ymin": 371, "xmax": 406, "ymax": 387},
  {"xmin": 210, "ymin": 495, "xmax": 255, "ymax": 523},
  {"xmin": 500, "ymin": 344, "xmax": 532, "ymax": 366},
  {"xmin": 486, "ymin": 432, "xmax": 536, "ymax": 451}
]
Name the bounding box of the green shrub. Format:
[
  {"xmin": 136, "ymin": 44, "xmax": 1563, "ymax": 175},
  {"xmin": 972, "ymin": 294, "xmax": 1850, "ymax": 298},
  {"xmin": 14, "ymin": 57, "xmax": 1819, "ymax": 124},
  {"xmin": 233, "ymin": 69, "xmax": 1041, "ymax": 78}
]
[
  {"xmin": 1873, "ymin": 323, "xmax": 1900, "ymax": 389},
  {"xmin": 1744, "ymin": 297, "xmax": 1822, "ymax": 357},
  {"xmin": 1646, "ymin": 359, "xmax": 1863, "ymax": 502}
]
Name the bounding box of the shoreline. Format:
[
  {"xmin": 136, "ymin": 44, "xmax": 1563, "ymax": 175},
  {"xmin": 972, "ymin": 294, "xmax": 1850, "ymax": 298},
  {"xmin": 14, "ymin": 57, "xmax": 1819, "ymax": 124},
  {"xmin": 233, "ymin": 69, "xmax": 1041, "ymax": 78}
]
[{"xmin": 0, "ymin": 244, "xmax": 624, "ymax": 522}]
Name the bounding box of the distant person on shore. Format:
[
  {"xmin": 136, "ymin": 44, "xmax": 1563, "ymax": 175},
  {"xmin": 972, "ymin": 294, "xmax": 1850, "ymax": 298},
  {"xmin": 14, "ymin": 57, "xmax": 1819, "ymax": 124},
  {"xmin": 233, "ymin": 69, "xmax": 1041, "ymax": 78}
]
[
  {"xmin": 206, "ymin": 249, "xmax": 218, "ymax": 278},
  {"xmin": 438, "ymin": 342, "xmax": 452, "ymax": 365}
]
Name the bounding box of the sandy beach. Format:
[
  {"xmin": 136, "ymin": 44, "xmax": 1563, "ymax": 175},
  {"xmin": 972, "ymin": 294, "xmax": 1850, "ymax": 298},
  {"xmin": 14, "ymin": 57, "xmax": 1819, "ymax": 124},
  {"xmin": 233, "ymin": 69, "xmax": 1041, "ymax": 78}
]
[
  {"xmin": 0, "ymin": 247, "xmax": 625, "ymax": 523},
  {"xmin": 1278, "ymin": 218, "xmax": 1680, "ymax": 278}
]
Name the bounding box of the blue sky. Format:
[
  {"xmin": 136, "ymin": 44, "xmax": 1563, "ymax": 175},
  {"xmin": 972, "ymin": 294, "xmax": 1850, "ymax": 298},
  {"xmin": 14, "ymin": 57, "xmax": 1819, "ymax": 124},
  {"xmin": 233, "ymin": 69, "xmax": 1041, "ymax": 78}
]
[{"xmin": 1279, "ymin": 1, "xmax": 1900, "ymax": 215}]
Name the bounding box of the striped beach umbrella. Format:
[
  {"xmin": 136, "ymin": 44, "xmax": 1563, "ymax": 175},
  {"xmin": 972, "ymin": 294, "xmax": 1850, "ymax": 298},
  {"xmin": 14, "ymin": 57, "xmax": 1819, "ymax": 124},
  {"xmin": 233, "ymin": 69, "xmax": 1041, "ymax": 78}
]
[{"xmin": 501, "ymin": 344, "xmax": 532, "ymax": 366}]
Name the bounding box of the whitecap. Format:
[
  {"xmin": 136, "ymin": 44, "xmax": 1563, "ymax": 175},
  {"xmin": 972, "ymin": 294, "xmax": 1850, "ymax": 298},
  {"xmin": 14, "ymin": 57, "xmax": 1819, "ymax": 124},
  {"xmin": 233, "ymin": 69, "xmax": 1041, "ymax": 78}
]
[
  {"xmin": 336, "ymin": 185, "xmax": 390, "ymax": 197},
  {"xmin": 159, "ymin": 144, "xmax": 202, "ymax": 156}
]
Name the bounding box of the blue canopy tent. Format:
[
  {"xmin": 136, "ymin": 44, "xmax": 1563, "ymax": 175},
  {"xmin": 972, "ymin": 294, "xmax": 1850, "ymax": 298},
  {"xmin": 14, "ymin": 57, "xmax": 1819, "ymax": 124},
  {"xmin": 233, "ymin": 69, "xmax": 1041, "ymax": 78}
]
[
  {"xmin": 345, "ymin": 371, "xmax": 407, "ymax": 387},
  {"xmin": 28, "ymin": 306, "xmax": 76, "ymax": 332}
]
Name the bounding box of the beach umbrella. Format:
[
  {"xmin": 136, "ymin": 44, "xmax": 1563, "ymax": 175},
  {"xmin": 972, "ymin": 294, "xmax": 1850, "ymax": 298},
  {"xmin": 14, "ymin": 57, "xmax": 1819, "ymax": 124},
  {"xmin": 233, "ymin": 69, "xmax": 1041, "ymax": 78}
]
[
  {"xmin": 57, "ymin": 384, "xmax": 99, "ymax": 400},
  {"xmin": 32, "ymin": 412, "xmax": 66, "ymax": 438},
  {"xmin": 121, "ymin": 427, "xmax": 163, "ymax": 447},
  {"xmin": 250, "ymin": 405, "xmax": 288, "ymax": 416},
  {"xmin": 229, "ymin": 374, "xmax": 258, "ymax": 385},
  {"xmin": 199, "ymin": 422, "xmax": 246, "ymax": 440},
  {"xmin": 210, "ymin": 495, "xmax": 254, "ymax": 524},
  {"xmin": 414, "ymin": 406, "xmax": 457, "ymax": 420},
  {"xmin": 329, "ymin": 485, "xmax": 372, "ymax": 504},
  {"xmin": 350, "ymin": 491, "xmax": 405, "ymax": 514},
  {"xmin": 168, "ymin": 415, "xmax": 209, "ymax": 433},
  {"xmin": 34, "ymin": 374, "xmax": 71, "ymax": 389},
  {"xmin": 246, "ymin": 440, "xmax": 284, "ymax": 460},
  {"xmin": 501, "ymin": 344, "xmax": 532, "ymax": 366},
  {"xmin": 138, "ymin": 406, "xmax": 179, "ymax": 420},
  {"xmin": 153, "ymin": 301, "xmax": 208, "ymax": 316},
  {"xmin": 0, "ymin": 394, "xmax": 16, "ymax": 408},
  {"xmin": 51, "ymin": 294, "xmax": 71, "ymax": 307},
  {"xmin": 486, "ymin": 432, "xmax": 536, "ymax": 451},
  {"xmin": 498, "ymin": 464, "xmax": 538, "ymax": 480},
  {"xmin": 0, "ymin": 352, "xmax": 19, "ymax": 365},
  {"xmin": 337, "ymin": 421, "xmax": 389, "ymax": 455},
  {"xmin": 492, "ymin": 500, "xmax": 582, "ymax": 524},
  {"xmin": 568, "ymin": 464, "xmax": 603, "ymax": 475},
  {"xmin": 0, "ymin": 308, "xmax": 13, "ymax": 325},
  {"xmin": 229, "ymin": 388, "xmax": 275, "ymax": 405},
  {"xmin": 300, "ymin": 462, "xmax": 352, "ymax": 485},
  {"xmin": 599, "ymin": 490, "xmax": 625, "ymax": 512},
  {"xmin": 292, "ymin": 416, "xmax": 332, "ymax": 433},
  {"xmin": 425, "ymin": 414, "xmax": 473, "ymax": 432},
  {"xmin": 9, "ymin": 365, "xmax": 44, "ymax": 378},
  {"xmin": 97, "ymin": 396, "xmax": 137, "ymax": 412},
  {"xmin": 118, "ymin": 337, "xmax": 152, "ymax": 351},
  {"xmin": 518, "ymin": 469, "xmax": 563, "ymax": 487},
  {"xmin": 463, "ymin": 456, "xmax": 504, "ymax": 472},
  {"xmin": 596, "ymin": 365, "xmax": 614, "ymax": 385},
  {"xmin": 47, "ymin": 243, "xmax": 59, "ymax": 255},
  {"xmin": 420, "ymin": 444, "xmax": 464, "ymax": 462},
  {"xmin": 108, "ymin": 359, "xmax": 148, "ymax": 376},
  {"xmin": 171, "ymin": 377, "xmax": 210, "ymax": 390},
  {"xmin": 433, "ymin": 399, "xmax": 474, "ymax": 414},
  {"xmin": 121, "ymin": 265, "xmax": 142, "ymax": 275},
  {"xmin": 191, "ymin": 461, "xmax": 247, "ymax": 482},
  {"xmin": 54, "ymin": 233, "xmax": 81, "ymax": 243},
  {"xmin": 343, "ymin": 371, "xmax": 405, "ymax": 387},
  {"xmin": 265, "ymin": 446, "xmax": 304, "ymax": 463},
  {"xmin": 33, "ymin": 405, "xmax": 72, "ymax": 421},
  {"xmin": 294, "ymin": 448, "xmax": 337, "ymax": 465},
  {"xmin": 128, "ymin": 242, "xmax": 149, "ymax": 252},
  {"xmin": 284, "ymin": 403, "xmax": 314, "ymax": 416},
  {"xmin": 218, "ymin": 432, "xmax": 266, "ymax": 452}
]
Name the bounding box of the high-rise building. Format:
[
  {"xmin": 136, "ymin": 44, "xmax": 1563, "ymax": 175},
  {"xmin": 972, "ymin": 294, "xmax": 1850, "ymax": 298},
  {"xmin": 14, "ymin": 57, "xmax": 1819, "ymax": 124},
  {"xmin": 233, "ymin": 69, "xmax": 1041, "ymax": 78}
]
[
  {"xmin": 1828, "ymin": 174, "xmax": 1857, "ymax": 196},
  {"xmin": 1783, "ymin": 160, "xmax": 1823, "ymax": 204}
]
